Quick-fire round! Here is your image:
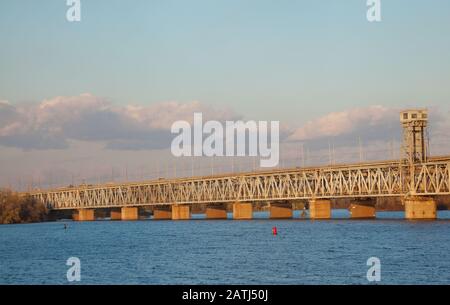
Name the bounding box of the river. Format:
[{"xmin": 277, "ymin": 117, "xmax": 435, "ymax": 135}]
[{"xmin": 1, "ymin": 210, "xmax": 449, "ymax": 284}]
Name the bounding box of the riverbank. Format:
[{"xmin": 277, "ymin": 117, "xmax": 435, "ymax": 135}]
[{"xmin": 0, "ymin": 189, "xmax": 48, "ymax": 224}]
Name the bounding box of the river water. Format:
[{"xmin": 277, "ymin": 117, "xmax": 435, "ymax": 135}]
[{"xmin": 1, "ymin": 210, "xmax": 449, "ymax": 284}]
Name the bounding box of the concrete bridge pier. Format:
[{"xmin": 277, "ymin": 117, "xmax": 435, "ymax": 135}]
[
  {"xmin": 269, "ymin": 202, "xmax": 293, "ymax": 219},
  {"xmin": 349, "ymin": 199, "xmax": 376, "ymax": 219},
  {"xmin": 206, "ymin": 204, "xmax": 228, "ymax": 219},
  {"xmin": 73, "ymin": 209, "xmax": 95, "ymax": 221},
  {"xmin": 109, "ymin": 207, "xmax": 139, "ymax": 220},
  {"xmin": 121, "ymin": 207, "xmax": 139, "ymax": 220},
  {"xmin": 171, "ymin": 204, "xmax": 191, "ymax": 220},
  {"xmin": 404, "ymin": 197, "xmax": 436, "ymax": 220},
  {"xmin": 308, "ymin": 199, "xmax": 331, "ymax": 219},
  {"xmin": 153, "ymin": 206, "xmax": 172, "ymax": 220},
  {"xmin": 110, "ymin": 208, "xmax": 122, "ymax": 220},
  {"xmin": 233, "ymin": 202, "xmax": 253, "ymax": 220}
]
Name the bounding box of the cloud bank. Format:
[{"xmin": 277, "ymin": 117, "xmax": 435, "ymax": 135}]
[
  {"xmin": 1, "ymin": 95, "xmax": 447, "ymax": 153},
  {"xmin": 0, "ymin": 94, "xmax": 239, "ymax": 150},
  {"xmin": 288, "ymin": 105, "xmax": 399, "ymax": 141}
]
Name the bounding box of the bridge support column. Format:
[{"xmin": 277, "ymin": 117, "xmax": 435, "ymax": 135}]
[
  {"xmin": 172, "ymin": 204, "xmax": 191, "ymax": 220},
  {"xmin": 206, "ymin": 204, "xmax": 228, "ymax": 219},
  {"xmin": 404, "ymin": 197, "xmax": 436, "ymax": 220},
  {"xmin": 349, "ymin": 199, "xmax": 376, "ymax": 219},
  {"xmin": 74, "ymin": 209, "xmax": 95, "ymax": 221},
  {"xmin": 309, "ymin": 199, "xmax": 331, "ymax": 219},
  {"xmin": 233, "ymin": 202, "xmax": 252, "ymax": 220},
  {"xmin": 153, "ymin": 206, "xmax": 172, "ymax": 220},
  {"xmin": 349, "ymin": 204, "xmax": 376, "ymax": 219},
  {"xmin": 121, "ymin": 207, "xmax": 139, "ymax": 220},
  {"xmin": 110, "ymin": 208, "xmax": 122, "ymax": 220},
  {"xmin": 269, "ymin": 202, "xmax": 293, "ymax": 219}
]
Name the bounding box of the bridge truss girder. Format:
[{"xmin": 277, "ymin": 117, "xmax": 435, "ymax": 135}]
[{"xmin": 30, "ymin": 159, "xmax": 450, "ymax": 210}]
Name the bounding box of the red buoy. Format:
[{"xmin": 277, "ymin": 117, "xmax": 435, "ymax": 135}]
[{"xmin": 272, "ymin": 226, "xmax": 277, "ymax": 235}]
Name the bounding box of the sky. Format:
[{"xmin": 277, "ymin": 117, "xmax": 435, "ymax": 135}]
[{"xmin": 0, "ymin": 0, "xmax": 449, "ymax": 190}]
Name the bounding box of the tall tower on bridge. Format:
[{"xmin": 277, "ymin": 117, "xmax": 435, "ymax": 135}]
[{"xmin": 400, "ymin": 109, "xmax": 428, "ymax": 164}]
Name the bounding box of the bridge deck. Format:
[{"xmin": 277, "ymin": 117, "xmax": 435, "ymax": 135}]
[{"xmin": 28, "ymin": 156, "xmax": 450, "ymax": 210}]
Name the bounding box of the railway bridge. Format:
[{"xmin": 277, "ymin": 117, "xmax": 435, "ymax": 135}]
[{"xmin": 27, "ymin": 109, "xmax": 450, "ymax": 221}]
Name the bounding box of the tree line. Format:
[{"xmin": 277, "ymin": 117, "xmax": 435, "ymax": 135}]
[{"xmin": 0, "ymin": 189, "xmax": 48, "ymax": 224}]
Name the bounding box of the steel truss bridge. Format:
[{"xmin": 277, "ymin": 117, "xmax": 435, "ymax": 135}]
[{"xmin": 29, "ymin": 156, "xmax": 450, "ymax": 210}]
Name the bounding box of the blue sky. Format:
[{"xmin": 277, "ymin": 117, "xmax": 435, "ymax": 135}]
[
  {"xmin": 1, "ymin": 0, "xmax": 449, "ymax": 189},
  {"xmin": 1, "ymin": 0, "xmax": 450, "ymax": 122}
]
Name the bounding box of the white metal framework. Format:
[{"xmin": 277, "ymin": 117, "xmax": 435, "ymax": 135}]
[
  {"xmin": 29, "ymin": 157, "xmax": 450, "ymax": 210},
  {"xmin": 400, "ymin": 109, "xmax": 428, "ymax": 164}
]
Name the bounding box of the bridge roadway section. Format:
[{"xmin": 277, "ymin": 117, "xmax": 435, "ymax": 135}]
[{"xmin": 27, "ymin": 156, "xmax": 450, "ymax": 221}]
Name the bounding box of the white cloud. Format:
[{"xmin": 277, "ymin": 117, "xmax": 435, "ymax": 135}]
[
  {"xmin": 0, "ymin": 94, "xmax": 239, "ymax": 150},
  {"xmin": 1, "ymin": 96, "xmax": 448, "ymax": 157},
  {"xmin": 287, "ymin": 105, "xmax": 398, "ymax": 141},
  {"xmin": 121, "ymin": 100, "xmax": 238, "ymax": 130}
]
